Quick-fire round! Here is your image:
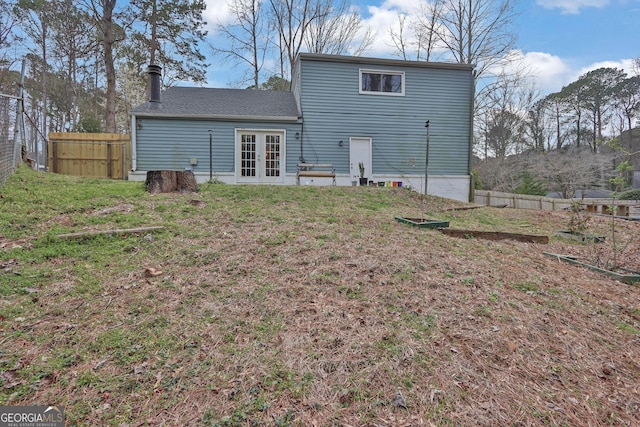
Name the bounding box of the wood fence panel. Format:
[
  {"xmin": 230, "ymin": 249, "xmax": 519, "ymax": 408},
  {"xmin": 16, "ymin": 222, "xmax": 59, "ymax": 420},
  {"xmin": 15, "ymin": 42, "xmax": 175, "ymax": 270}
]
[{"xmin": 48, "ymin": 133, "xmax": 130, "ymax": 179}]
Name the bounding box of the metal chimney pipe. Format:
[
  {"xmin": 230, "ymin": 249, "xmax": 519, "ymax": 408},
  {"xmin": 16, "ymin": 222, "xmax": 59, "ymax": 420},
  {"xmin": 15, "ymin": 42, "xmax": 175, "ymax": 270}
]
[{"xmin": 147, "ymin": 64, "xmax": 162, "ymax": 109}]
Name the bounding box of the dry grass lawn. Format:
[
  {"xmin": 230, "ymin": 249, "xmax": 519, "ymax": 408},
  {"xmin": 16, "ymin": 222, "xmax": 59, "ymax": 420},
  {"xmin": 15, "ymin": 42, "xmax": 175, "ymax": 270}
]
[{"xmin": 1, "ymin": 167, "xmax": 639, "ymax": 426}]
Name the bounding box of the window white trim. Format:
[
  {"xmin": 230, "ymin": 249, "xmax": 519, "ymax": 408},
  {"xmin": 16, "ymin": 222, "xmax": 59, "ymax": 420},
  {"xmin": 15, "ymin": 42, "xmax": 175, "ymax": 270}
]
[{"xmin": 359, "ymin": 69, "xmax": 405, "ymax": 96}]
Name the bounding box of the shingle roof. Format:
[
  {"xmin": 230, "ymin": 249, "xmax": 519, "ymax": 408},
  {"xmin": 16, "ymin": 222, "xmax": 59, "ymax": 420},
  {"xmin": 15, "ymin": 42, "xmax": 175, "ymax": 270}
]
[{"xmin": 131, "ymin": 87, "xmax": 300, "ymax": 119}]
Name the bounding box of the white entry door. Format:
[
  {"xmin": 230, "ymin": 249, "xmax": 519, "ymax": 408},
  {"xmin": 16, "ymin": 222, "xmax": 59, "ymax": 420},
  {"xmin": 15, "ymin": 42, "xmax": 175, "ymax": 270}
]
[
  {"xmin": 236, "ymin": 130, "xmax": 284, "ymax": 183},
  {"xmin": 349, "ymin": 137, "xmax": 372, "ymax": 180}
]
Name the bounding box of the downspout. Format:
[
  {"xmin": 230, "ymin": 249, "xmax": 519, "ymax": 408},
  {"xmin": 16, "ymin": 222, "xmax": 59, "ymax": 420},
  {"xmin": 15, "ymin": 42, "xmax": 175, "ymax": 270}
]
[
  {"xmin": 130, "ymin": 115, "xmax": 137, "ymax": 172},
  {"xmin": 298, "ymin": 116, "xmax": 304, "ymax": 163},
  {"xmin": 467, "ymin": 69, "xmax": 476, "ymax": 203}
]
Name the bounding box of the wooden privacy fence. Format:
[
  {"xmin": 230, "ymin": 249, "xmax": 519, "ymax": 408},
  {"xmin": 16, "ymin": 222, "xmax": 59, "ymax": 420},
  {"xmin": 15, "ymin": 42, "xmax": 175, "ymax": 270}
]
[
  {"xmin": 48, "ymin": 132, "xmax": 130, "ymax": 179},
  {"xmin": 474, "ymin": 190, "xmax": 640, "ymax": 218}
]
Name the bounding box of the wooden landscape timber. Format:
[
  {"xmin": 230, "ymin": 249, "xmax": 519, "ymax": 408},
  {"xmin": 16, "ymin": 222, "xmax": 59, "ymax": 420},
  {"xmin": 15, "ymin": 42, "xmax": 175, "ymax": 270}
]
[
  {"xmin": 543, "ymin": 252, "xmax": 640, "ymax": 284},
  {"xmin": 439, "ymin": 228, "xmax": 549, "ymax": 243}
]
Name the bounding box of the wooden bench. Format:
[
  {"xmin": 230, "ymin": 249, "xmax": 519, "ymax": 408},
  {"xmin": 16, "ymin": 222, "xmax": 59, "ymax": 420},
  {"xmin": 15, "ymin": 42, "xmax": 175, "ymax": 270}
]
[{"xmin": 296, "ymin": 163, "xmax": 336, "ymax": 185}]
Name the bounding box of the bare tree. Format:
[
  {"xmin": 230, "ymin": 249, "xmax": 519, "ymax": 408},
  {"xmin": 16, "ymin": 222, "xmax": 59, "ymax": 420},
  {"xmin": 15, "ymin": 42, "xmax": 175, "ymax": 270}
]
[
  {"xmin": 389, "ymin": 1, "xmax": 443, "ymax": 62},
  {"xmin": 433, "ymin": 0, "xmax": 523, "ymax": 159},
  {"xmin": 304, "ymin": 0, "xmax": 371, "ymax": 57},
  {"xmin": 435, "ymin": 0, "xmax": 517, "ymax": 79},
  {"xmin": 212, "ymin": 0, "xmax": 270, "ymax": 89},
  {"xmin": 115, "ymin": 61, "xmax": 146, "ymax": 132},
  {"xmin": 482, "ymin": 109, "xmax": 526, "ymax": 159},
  {"xmin": 476, "ymin": 62, "xmax": 537, "ymax": 159},
  {"xmin": 524, "ymin": 98, "xmax": 551, "ymax": 152},
  {"xmin": 84, "ymin": 0, "xmax": 118, "ymax": 133},
  {"xmin": 632, "ymin": 57, "xmax": 640, "ymax": 76},
  {"xmin": 413, "ymin": 0, "xmax": 444, "ymax": 61},
  {"xmin": 0, "ymin": 0, "xmax": 19, "ymax": 70},
  {"xmin": 533, "ymin": 147, "xmax": 614, "ymax": 198},
  {"xmin": 214, "ymin": 0, "xmax": 373, "ymax": 88},
  {"xmin": 475, "ymin": 146, "xmax": 615, "ymax": 197},
  {"xmin": 49, "ymin": 0, "xmax": 96, "ymax": 131},
  {"xmin": 269, "ymin": 0, "xmax": 326, "ymax": 79},
  {"xmin": 388, "ymin": 14, "xmax": 411, "ymax": 60},
  {"xmin": 14, "ymin": 0, "xmax": 55, "ymax": 163}
]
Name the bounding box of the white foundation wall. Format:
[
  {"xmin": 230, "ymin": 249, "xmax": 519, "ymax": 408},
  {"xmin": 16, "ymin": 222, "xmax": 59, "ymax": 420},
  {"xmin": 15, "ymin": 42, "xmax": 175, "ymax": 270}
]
[{"xmin": 128, "ymin": 171, "xmax": 471, "ymax": 203}]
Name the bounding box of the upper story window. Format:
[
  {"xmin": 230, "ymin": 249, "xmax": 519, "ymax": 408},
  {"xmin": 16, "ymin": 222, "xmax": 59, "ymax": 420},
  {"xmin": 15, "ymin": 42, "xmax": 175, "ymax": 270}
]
[{"xmin": 360, "ymin": 69, "xmax": 405, "ymax": 96}]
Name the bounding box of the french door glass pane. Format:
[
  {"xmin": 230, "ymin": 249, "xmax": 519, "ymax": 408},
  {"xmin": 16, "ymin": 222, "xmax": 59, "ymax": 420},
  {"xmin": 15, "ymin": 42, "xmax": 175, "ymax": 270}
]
[
  {"xmin": 265, "ymin": 134, "xmax": 280, "ymax": 177},
  {"xmin": 241, "ymin": 134, "xmax": 256, "ymax": 177}
]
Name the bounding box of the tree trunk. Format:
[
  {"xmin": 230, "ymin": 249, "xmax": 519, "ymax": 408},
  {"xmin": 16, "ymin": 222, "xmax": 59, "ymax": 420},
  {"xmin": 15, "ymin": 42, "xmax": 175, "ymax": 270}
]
[
  {"xmin": 150, "ymin": 0, "xmax": 158, "ymax": 65},
  {"xmin": 102, "ymin": 0, "xmax": 117, "ymax": 133}
]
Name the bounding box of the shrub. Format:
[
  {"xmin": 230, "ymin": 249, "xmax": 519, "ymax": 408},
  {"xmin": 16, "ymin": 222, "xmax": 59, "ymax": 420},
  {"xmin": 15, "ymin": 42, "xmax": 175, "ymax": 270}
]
[
  {"xmin": 472, "ymin": 169, "xmax": 483, "ymax": 190},
  {"xmin": 617, "ymin": 189, "xmax": 640, "ymax": 200},
  {"xmin": 515, "ymin": 172, "xmax": 547, "ymax": 196}
]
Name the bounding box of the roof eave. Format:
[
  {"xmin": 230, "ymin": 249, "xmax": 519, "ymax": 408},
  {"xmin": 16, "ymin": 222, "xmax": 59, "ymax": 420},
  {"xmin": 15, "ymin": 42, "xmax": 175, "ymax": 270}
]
[
  {"xmin": 297, "ymin": 52, "xmax": 475, "ymax": 72},
  {"xmin": 131, "ymin": 112, "xmax": 301, "ymax": 122}
]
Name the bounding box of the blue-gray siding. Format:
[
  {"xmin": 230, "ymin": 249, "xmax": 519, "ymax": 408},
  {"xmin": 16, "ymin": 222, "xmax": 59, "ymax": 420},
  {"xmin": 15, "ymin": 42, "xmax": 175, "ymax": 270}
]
[
  {"xmin": 294, "ymin": 59, "xmax": 473, "ymax": 176},
  {"xmin": 135, "ymin": 118, "xmax": 301, "ymax": 173}
]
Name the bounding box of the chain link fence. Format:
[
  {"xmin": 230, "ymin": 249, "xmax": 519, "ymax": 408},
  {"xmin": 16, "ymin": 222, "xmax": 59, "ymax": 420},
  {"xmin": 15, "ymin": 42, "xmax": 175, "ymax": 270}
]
[
  {"xmin": 0, "ymin": 93, "xmax": 21, "ymax": 185},
  {"xmin": 1, "ymin": 61, "xmax": 45, "ymax": 185}
]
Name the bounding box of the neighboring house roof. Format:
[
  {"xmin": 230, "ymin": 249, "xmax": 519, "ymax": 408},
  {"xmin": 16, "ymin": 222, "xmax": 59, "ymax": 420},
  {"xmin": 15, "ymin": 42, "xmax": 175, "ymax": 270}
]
[{"xmin": 131, "ymin": 87, "xmax": 300, "ymax": 121}]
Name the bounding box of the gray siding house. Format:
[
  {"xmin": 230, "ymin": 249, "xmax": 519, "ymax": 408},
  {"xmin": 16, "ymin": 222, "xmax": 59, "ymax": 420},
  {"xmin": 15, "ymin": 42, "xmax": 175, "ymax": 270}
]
[{"xmin": 130, "ymin": 54, "xmax": 475, "ymax": 201}]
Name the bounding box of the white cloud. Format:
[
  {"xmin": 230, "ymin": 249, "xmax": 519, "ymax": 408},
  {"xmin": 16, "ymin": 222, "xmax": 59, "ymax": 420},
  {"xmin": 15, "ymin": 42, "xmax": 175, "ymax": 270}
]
[
  {"xmin": 574, "ymin": 58, "xmax": 638, "ymax": 79},
  {"xmin": 374, "ymin": 0, "xmax": 429, "ymax": 15},
  {"xmin": 536, "ymin": 0, "xmax": 610, "ymax": 15},
  {"xmin": 509, "ymin": 52, "xmax": 638, "ymax": 95},
  {"xmin": 517, "ymin": 51, "xmax": 571, "ymax": 93},
  {"xmin": 359, "ymin": 0, "xmax": 430, "ymax": 57},
  {"xmin": 203, "ymin": 0, "xmax": 234, "ymax": 32}
]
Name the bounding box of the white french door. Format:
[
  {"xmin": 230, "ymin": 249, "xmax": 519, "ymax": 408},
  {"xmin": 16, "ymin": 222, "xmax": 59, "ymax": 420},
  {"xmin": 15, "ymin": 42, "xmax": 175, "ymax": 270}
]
[{"xmin": 236, "ymin": 130, "xmax": 284, "ymax": 183}]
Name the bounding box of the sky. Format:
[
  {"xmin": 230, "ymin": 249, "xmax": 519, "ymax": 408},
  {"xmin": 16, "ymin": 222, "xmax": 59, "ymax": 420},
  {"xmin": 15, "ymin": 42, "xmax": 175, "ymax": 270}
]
[{"xmin": 202, "ymin": 0, "xmax": 640, "ymax": 95}]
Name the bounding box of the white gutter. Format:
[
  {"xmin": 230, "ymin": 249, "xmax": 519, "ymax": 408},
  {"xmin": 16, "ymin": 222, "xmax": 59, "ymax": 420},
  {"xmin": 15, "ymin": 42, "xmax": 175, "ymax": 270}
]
[{"xmin": 132, "ymin": 113, "xmax": 301, "ymax": 122}]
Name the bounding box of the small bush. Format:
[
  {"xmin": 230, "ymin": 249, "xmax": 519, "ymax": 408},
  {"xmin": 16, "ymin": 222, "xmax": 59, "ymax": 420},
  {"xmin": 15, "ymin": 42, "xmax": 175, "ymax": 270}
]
[
  {"xmin": 472, "ymin": 169, "xmax": 483, "ymax": 190},
  {"xmin": 515, "ymin": 172, "xmax": 547, "ymax": 196},
  {"xmin": 618, "ymin": 189, "xmax": 640, "ymax": 200}
]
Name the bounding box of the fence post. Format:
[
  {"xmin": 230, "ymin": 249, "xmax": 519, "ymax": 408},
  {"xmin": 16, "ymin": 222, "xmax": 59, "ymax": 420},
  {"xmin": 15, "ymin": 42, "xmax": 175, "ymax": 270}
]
[
  {"xmin": 51, "ymin": 139, "xmax": 58, "ymax": 173},
  {"xmin": 122, "ymin": 141, "xmax": 126, "ymax": 180},
  {"xmin": 107, "ymin": 140, "xmax": 112, "ymax": 178}
]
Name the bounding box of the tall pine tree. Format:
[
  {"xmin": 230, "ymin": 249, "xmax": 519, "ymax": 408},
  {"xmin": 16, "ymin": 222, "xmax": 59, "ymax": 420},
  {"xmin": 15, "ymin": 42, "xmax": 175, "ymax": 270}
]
[{"xmin": 128, "ymin": 0, "xmax": 208, "ymax": 87}]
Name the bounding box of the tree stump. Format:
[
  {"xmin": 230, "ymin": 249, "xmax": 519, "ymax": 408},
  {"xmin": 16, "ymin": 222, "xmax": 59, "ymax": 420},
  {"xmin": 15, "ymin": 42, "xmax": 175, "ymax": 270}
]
[
  {"xmin": 177, "ymin": 170, "xmax": 198, "ymax": 194},
  {"xmin": 146, "ymin": 171, "xmax": 198, "ymax": 194}
]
